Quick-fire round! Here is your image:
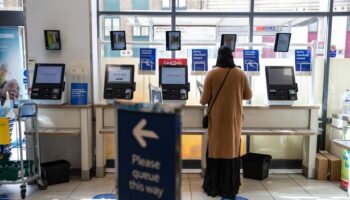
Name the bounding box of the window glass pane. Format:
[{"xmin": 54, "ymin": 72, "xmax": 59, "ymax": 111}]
[
  {"xmin": 176, "ymin": 0, "xmax": 250, "ymax": 12},
  {"xmin": 328, "ymin": 16, "xmax": 350, "ymax": 118},
  {"xmin": 100, "ymin": 0, "xmax": 120, "ymax": 11},
  {"xmin": 177, "ymin": 0, "xmax": 186, "ymax": 8},
  {"xmin": 141, "ymin": 26, "xmax": 149, "ymax": 36},
  {"xmin": 104, "ymin": 18, "xmax": 112, "ymax": 37},
  {"xmin": 0, "ymin": 0, "xmax": 23, "ymax": 10},
  {"xmin": 98, "ymin": 16, "xmax": 171, "ymax": 102},
  {"xmin": 252, "ymin": 17, "xmax": 326, "ymax": 106},
  {"xmin": 133, "ymin": 26, "xmax": 141, "ymax": 36},
  {"xmin": 175, "ymin": 17, "xmax": 249, "ymax": 105},
  {"xmin": 254, "ymin": 0, "xmax": 329, "ymax": 12},
  {"xmin": 251, "ymin": 17, "xmax": 327, "ymax": 161},
  {"xmin": 162, "ymin": 0, "xmax": 170, "ymax": 8},
  {"xmin": 100, "ymin": 0, "xmax": 171, "ymax": 11},
  {"xmin": 100, "ymin": 16, "xmax": 120, "ymax": 40},
  {"xmin": 334, "ymin": 0, "xmax": 350, "ymax": 12}
]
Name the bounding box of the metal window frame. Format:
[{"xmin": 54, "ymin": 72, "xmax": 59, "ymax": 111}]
[{"xmin": 96, "ymin": 0, "xmax": 350, "ymax": 150}]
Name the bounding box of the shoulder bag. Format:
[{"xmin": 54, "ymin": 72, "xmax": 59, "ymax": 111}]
[{"xmin": 202, "ymin": 68, "xmax": 231, "ymax": 128}]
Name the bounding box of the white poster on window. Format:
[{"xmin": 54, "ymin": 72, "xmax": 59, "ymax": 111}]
[{"xmin": 154, "ymin": 26, "xmax": 216, "ymax": 42}]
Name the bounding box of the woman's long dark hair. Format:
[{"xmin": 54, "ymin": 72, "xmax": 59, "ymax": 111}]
[{"xmin": 215, "ymin": 46, "xmax": 236, "ymax": 68}]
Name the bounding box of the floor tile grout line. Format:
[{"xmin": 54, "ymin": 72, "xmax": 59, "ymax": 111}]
[
  {"xmin": 259, "ymin": 179, "xmax": 276, "ymax": 200},
  {"xmin": 287, "ymin": 174, "xmax": 313, "ymax": 196},
  {"xmin": 187, "ymin": 174, "xmax": 193, "ymax": 200},
  {"xmin": 66, "ymin": 180, "xmax": 83, "ymax": 199}
]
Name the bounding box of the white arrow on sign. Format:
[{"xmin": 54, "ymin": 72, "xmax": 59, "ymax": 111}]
[{"xmin": 133, "ymin": 118, "xmax": 159, "ymax": 148}]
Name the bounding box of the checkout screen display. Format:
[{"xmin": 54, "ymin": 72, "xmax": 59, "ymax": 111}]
[
  {"xmin": 161, "ymin": 67, "xmax": 186, "ymax": 85},
  {"xmin": 35, "ymin": 66, "xmax": 63, "ymax": 84},
  {"xmin": 268, "ymin": 68, "xmax": 293, "ymax": 85},
  {"xmin": 108, "ymin": 67, "xmax": 131, "ymax": 83}
]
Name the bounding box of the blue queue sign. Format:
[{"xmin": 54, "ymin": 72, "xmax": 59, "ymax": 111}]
[{"xmin": 116, "ymin": 103, "xmax": 181, "ymax": 200}]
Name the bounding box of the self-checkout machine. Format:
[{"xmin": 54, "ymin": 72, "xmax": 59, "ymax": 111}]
[
  {"xmin": 158, "ymin": 59, "xmax": 190, "ymax": 105},
  {"xmin": 160, "ymin": 31, "xmax": 190, "ymax": 105},
  {"xmin": 30, "ymin": 30, "xmax": 67, "ymax": 104},
  {"xmin": 97, "ymin": 31, "xmax": 137, "ymax": 177},
  {"xmin": 264, "ymin": 33, "xmax": 299, "ymax": 105},
  {"xmin": 265, "ymin": 66, "xmax": 298, "ymax": 105},
  {"xmin": 30, "ymin": 63, "xmax": 67, "ymax": 104},
  {"xmin": 264, "ymin": 33, "xmax": 318, "ymax": 179},
  {"xmin": 103, "ymin": 64, "xmax": 136, "ymax": 102},
  {"xmin": 104, "ymin": 30, "xmax": 136, "ymax": 102}
]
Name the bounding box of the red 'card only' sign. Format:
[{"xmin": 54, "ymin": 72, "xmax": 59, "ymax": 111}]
[{"xmin": 158, "ymin": 58, "xmax": 187, "ymax": 66}]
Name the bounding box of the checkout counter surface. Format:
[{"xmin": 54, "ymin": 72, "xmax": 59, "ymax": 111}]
[
  {"xmin": 94, "ymin": 103, "xmax": 319, "ymax": 178},
  {"xmin": 333, "ymin": 140, "xmax": 350, "ymax": 150}
]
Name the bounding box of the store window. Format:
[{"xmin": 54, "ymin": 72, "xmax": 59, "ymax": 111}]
[
  {"xmin": 162, "ymin": 0, "xmax": 170, "ymax": 9},
  {"xmin": 252, "ymin": 17, "xmax": 327, "ymax": 106},
  {"xmin": 98, "ymin": 16, "xmax": 171, "ymax": 101},
  {"xmin": 162, "ymin": 0, "xmax": 186, "ymax": 9},
  {"xmin": 100, "ymin": 0, "xmax": 120, "ymax": 11},
  {"xmin": 0, "ymin": 0, "xmax": 23, "ymax": 10},
  {"xmin": 334, "ymin": 0, "xmax": 350, "ymax": 12},
  {"xmin": 175, "ymin": 17, "xmax": 249, "ymax": 105},
  {"xmin": 101, "ymin": 0, "xmax": 171, "ymax": 11},
  {"xmin": 327, "ymin": 16, "xmax": 350, "ymax": 117},
  {"xmin": 176, "ymin": 0, "xmax": 250, "ymax": 12},
  {"xmin": 132, "ymin": 0, "xmax": 149, "ymax": 10},
  {"xmin": 254, "ymin": 0, "xmax": 329, "ymax": 12},
  {"xmin": 133, "ymin": 26, "xmax": 149, "ymax": 37},
  {"xmin": 102, "ymin": 17, "xmax": 120, "ymax": 39},
  {"xmin": 251, "ymin": 17, "xmax": 327, "ymax": 160}
]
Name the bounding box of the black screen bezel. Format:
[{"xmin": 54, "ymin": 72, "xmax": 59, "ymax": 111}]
[
  {"xmin": 274, "ymin": 33, "xmax": 291, "ymax": 52},
  {"xmin": 44, "ymin": 30, "xmax": 61, "ymax": 50},
  {"xmin": 265, "ymin": 66, "xmax": 296, "ymax": 86},
  {"xmin": 220, "ymin": 34, "xmax": 237, "ymax": 52},
  {"xmin": 110, "ymin": 31, "xmax": 127, "ymax": 50},
  {"xmin": 104, "ymin": 64, "xmax": 135, "ymax": 85},
  {"xmin": 166, "ymin": 31, "xmax": 181, "ymax": 51},
  {"xmin": 32, "ymin": 63, "xmax": 65, "ymax": 86},
  {"xmin": 159, "ymin": 65, "xmax": 188, "ymax": 86}
]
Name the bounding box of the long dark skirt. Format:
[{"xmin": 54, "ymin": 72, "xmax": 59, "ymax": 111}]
[{"xmin": 202, "ymin": 150, "xmax": 241, "ymax": 199}]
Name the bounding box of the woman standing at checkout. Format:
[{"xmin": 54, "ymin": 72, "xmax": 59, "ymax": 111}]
[{"xmin": 200, "ymin": 46, "xmax": 252, "ymax": 199}]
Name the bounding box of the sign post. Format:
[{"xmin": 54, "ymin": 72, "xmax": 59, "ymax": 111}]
[{"xmin": 115, "ymin": 102, "xmax": 181, "ymax": 200}]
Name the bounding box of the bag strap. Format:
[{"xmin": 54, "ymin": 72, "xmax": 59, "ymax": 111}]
[{"xmin": 207, "ymin": 68, "xmax": 231, "ymax": 115}]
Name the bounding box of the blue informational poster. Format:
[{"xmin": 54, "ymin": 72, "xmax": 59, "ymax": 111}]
[
  {"xmin": 243, "ymin": 50, "xmax": 260, "ymax": 72},
  {"xmin": 295, "ymin": 49, "xmax": 311, "ymax": 72},
  {"xmin": 23, "ymin": 69, "xmax": 28, "ymax": 84},
  {"xmin": 140, "ymin": 48, "xmax": 156, "ymax": 71},
  {"xmin": 330, "ymin": 45, "xmax": 337, "ymax": 58},
  {"xmin": 0, "ymin": 27, "xmax": 25, "ymax": 102},
  {"xmin": 71, "ymin": 83, "xmax": 88, "ymax": 105},
  {"xmin": 192, "ymin": 49, "xmax": 208, "ymax": 71},
  {"xmin": 117, "ymin": 103, "xmax": 181, "ymax": 200}
]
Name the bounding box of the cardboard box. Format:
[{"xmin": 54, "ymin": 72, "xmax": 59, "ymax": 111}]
[
  {"xmin": 320, "ymin": 151, "xmax": 341, "ymax": 181},
  {"xmin": 316, "ymin": 153, "xmax": 328, "ymax": 180}
]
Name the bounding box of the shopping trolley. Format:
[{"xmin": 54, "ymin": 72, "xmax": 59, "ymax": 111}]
[{"xmin": 0, "ymin": 101, "xmax": 47, "ymax": 199}]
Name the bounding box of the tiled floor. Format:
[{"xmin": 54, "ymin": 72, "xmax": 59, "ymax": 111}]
[{"xmin": 0, "ymin": 173, "xmax": 348, "ymax": 200}]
